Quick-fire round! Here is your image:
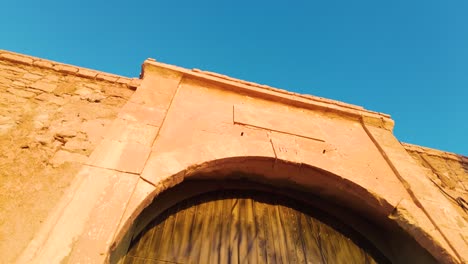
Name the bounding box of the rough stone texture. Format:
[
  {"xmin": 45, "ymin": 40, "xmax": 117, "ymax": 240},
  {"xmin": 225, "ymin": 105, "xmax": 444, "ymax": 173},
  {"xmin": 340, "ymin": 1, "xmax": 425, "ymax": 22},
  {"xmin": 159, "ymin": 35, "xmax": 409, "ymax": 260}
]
[
  {"xmin": 17, "ymin": 60, "xmax": 181, "ymax": 264},
  {"xmin": 0, "ymin": 52, "xmax": 135, "ymax": 263},
  {"xmin": 2, "ymin": 51, "xmax": 467, "ymax": 264},
  {"xmin": 403, "ymin": 143, "xmax": 468, "ymax": 221},
  {"xmin": 363, "ymin": 125, "xmax": 468, "ymax": 263}
]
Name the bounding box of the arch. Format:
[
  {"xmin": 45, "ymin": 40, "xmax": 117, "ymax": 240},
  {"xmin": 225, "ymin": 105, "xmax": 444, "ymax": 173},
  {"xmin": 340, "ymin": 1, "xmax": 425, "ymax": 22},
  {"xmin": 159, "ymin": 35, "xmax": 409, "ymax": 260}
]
[
  {"xmin": 109, "ymin": 156, "xmax": 445, "ymax": 263},
  {"xmin": 124, "ymin": 186, "xmax": 393, "ymax": 263},
  {"xmin": 13, "ymin": 55, "xmax": 465, "ymax": 264}
]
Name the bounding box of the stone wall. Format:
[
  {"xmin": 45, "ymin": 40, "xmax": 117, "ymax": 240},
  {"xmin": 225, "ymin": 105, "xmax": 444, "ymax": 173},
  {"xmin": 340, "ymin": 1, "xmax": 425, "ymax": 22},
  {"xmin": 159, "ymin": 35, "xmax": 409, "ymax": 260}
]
[
  {"xmin": 403, "ymin": 143, "xmax": 468, "ymax": 221},
  {"xmin": 1, "ymin": 50, "xmax": 467, "ymax": 263},
  {"xmin": 0, "ymin": 51, "xmax": 138, "ymax": 263}
]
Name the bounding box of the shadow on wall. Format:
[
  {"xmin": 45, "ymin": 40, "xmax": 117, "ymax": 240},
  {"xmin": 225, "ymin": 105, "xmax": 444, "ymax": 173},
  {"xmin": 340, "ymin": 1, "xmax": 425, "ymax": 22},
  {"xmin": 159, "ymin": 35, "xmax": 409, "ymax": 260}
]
[
  {"xmin": 110, "ymin": 157, "xmax": 453, "ymax": 264},
  {"xmin": 113, "ymin": 178, "xmax": 438, "ymax": 264},
  {"xmin": 459, "ymin": 155, "xmax": 468, "ymax": 174},
  {"xmin": 125, "ymin": 189, "xmax": 390, "ymax": 264},
  {"xmin": 457, "ymin": 155, "xmax": 468, "ymax": 212}
]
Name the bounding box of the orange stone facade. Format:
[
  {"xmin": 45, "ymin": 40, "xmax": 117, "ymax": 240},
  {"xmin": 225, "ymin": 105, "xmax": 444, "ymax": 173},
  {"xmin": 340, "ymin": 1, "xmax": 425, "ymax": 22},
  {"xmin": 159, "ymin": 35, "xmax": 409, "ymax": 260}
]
[{"xmin": 0, "ymin": 50, "xmax": 466, "ymax": 263}]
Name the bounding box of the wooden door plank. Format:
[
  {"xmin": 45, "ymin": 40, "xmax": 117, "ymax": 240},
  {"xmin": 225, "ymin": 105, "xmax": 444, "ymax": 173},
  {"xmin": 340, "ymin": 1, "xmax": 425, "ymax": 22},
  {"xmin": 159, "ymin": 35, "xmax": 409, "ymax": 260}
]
[
  {"xmin": 198, "ymin": 198, "xmax": 216, "ymax": 262},
  {"xmin": 176, "ymin": 199, "xmax": 197, "ymax": 262},
  {"xmin": 154, "ymin": 206, "xmax": 177, "ymax": 262},
  {"xmin": 218, "ymin": 195, "xmax": 232, "ymax": 264},
  {"xmin": 252, "ymin": 198, "xmax": 268, "ymax": 264},
  {"xmin": 208, "ymin": 192, "xmax": 224, "ymax": 263},
  {"xmin": 228, "ymin": 197, "xmax": 240, "ymax": 264}
]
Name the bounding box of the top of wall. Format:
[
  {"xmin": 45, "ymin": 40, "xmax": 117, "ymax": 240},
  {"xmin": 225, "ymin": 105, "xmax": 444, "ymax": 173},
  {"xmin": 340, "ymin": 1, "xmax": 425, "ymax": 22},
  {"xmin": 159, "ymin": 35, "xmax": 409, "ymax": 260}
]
[
  {"xmin": 2, "ymin": 49, "xmax": 464, "ymax": 159},
  {"xmin": 0, "ymin": 50, "xmax": 141, "ymax": 89},
  {"xmin": 403, "ymin": 143, "xmax": 467, "ymax": 162},
  {"xmin": 142, "ymin": 59, "xmax": 395, "ymax": 131}
]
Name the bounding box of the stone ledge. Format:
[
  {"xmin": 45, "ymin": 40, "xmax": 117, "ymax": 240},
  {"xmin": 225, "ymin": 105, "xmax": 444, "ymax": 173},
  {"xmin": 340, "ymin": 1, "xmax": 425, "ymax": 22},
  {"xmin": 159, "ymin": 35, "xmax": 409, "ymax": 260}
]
[
  {"xmin": 193, "ymin": 68, "xmax": 371, "ymax": 113},
  {"xmin": 143, "ymin": 60, "xmax": 394, "ymax": 131},
  {"xmin": 402, "ymin": 142, "xmax": 467, "ymax": 161},
  {"xmin": 0, "ymin": 49, "xmax": 141, "ymax": 90}
]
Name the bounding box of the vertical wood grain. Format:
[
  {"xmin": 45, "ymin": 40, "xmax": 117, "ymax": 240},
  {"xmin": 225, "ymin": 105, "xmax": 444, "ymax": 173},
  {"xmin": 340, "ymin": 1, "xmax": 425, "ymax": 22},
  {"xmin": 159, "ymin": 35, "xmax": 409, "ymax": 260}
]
[{"xmin": 125, "ymin": 191, "xmax": 382, "ymax": 264}]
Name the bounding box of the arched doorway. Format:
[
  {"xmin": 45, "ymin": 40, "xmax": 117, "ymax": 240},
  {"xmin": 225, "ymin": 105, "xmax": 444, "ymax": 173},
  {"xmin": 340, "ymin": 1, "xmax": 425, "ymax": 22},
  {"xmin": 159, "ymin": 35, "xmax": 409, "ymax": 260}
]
[{"xmin": 118, "ymin": 180, "xmax": 437, "ymax": 264}]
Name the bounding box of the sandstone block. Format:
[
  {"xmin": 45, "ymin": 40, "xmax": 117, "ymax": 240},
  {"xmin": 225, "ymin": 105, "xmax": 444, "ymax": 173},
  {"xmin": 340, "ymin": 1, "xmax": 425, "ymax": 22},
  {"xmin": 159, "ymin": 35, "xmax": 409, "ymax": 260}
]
[
  {"xmin": 49, "ymin": 119, "xmax": 82, "ymax": 139},
  {"xmin": 0, "ymin": 53, "xmax": 33, "ymax": 65},
  {"xmin": 85, "ymin": 93, "xmax": 106, "ymax": 103},
  {"xmin": 53, "ymin": 64, "xmax": 78, "ymax": 74},
  {"xmin": 118, "ymin": 102, "xmax": 166, "ymax": 126},
  {"xmin": 34, "ymin": 134, "xmax": 55, "ymax": 146},
  {"xmin": 87, "ymin": 139, "xmax": 151, "ymax": 174},
  {"xmin": 106, "ymin": 118, "xmax": 159, "ymax": 146},
  {"xmin": 80, "ymin": 119, "xmax": 112, "ymax": 144},
  {"xmin": 128, "ymin": 86, "xmax": 174, "ymax": 108},
  {"xmin": 114, "ymin": 178, "xmax": 156, "ymax": 244},
  {"xmin": 53, "ymin": 128, "xmax": 78, "ymax": 139},
  {"xmin": 77, "ymin": 68, "xmax": 97, "ymax": 79},
  {"xmin": 30, "ymin": 81, "xmax": 57, "ymax": 92},
  {"xmin": 35, "ymin": 93, "xmax": 67, "ymax": 105},
  {"xmin": 66, "ymin": 168, "xmax": 138, "ymax": 264},
  {"xmin": 33, "ymin": 60, "xmax": 54, "ymax": 68},
  {"xmin": 96, "ymin": 73, "xmax": 119, "ymax": 82},
  {"xmin": 74, "ymin": 87, "xmax": 92, "ymax": 96},
  {"xmin": 17, "ymin": 166, "xmax": 136, "ymax": 263},
  {"xmin": 12, "ymin": 81, "xmax": 27, "ymax": 87},
  {"xmin": 22, "ymin": 73, "xmax": 43, "ymax": 81},
  {"xmin": 74, "ymin": 88, "xmax": 106, "ymax": 102},
  {"xmin": 128, "ymin": 78, "xmax": 142, "ymax": 89},
  {"xmin": 115, "ymin": 77, "xmax": 131, "ymax": 86},
  {"xmin": 234, "ymin": 104, "xmax": 325, "ymax": 142},
  {"xmin": 82, "ymin": 83, "xmax": 101, "ymax": 90},
  {"xmin": 44, "ymin": 74, "xmax": 60, "ymax": 82},
  {"xmin": 50, "ymin": 150, "xmax": 88, "ymax": 167},
  {"xmin": 63, "ymin": 138, "xmax": 92, "ymax": 153},
  {"xmin": 101, "ymin": 85, "xmax": 134, "ymax": 99},
  {"xmin": 7, "ymin": 88, "xmax": 35, "ymax": 98},
  {"xmin": 53, "ymin": 82, "xmax": 75, "ymax": 95},
  {"xmin": 0, "ymin": 92, "xmax": 27, "ymax": 103}
]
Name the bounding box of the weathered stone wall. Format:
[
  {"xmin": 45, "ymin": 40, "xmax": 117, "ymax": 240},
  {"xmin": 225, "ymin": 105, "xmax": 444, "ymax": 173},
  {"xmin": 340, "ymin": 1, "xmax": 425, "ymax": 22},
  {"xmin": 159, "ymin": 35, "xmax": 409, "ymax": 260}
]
[
  {"xmin": 0, "ymin": 51, "xmax": 137, "ymax": 262},
  {"xmin": 1, "ymin": 50, "xmax": 467, "ymax": 263},
  {"xmin": 403, "ymin": 143, "xmax": 468, "ymax": 221}
]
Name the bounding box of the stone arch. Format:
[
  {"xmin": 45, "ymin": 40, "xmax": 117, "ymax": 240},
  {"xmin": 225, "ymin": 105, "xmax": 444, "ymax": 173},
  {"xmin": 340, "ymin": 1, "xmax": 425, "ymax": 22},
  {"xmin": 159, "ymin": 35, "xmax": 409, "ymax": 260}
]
[
  {"xmin": 109, "ymin": 156, "xmax": 441, "ymax": 263},
  {"xmin": 12, "ymin": 55, "xmax": 466, "ymax": 264}
]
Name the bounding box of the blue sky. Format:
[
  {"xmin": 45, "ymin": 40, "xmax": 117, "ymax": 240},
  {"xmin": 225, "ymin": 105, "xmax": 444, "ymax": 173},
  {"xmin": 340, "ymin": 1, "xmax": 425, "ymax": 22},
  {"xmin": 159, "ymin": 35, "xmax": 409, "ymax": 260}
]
[{"xmin": 1, "ymin": 1, "xmax": 467, "ymax": 155}]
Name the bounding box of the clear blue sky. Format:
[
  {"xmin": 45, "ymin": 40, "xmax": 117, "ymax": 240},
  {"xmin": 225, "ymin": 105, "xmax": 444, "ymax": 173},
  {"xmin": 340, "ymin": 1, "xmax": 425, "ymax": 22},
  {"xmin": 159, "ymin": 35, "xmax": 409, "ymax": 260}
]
[{"xmin": 1, "ymin": 1, "xmax": 467, "ymax": 155}]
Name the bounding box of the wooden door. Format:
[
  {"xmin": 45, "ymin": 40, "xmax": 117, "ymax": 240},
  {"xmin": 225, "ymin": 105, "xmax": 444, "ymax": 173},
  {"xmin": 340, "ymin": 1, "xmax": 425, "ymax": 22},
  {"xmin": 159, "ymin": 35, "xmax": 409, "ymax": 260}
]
[{"xmin": 122, "ymin": 190, "xmax": 387, "ymax": 264}]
